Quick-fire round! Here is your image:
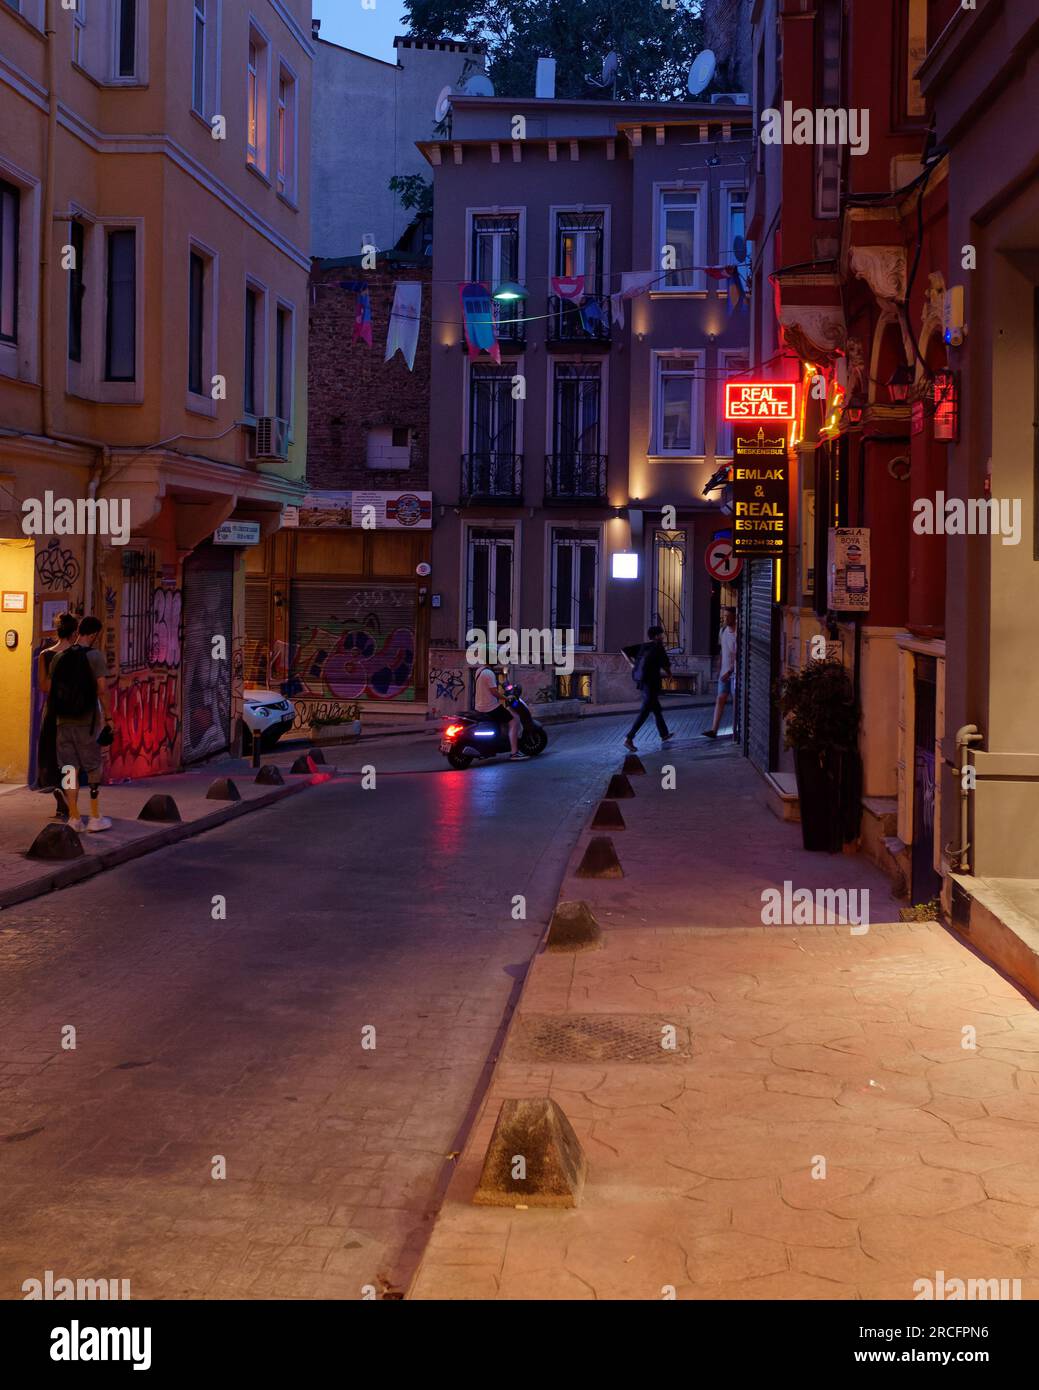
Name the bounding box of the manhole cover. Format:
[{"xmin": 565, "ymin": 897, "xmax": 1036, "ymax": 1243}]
[{"xmin": 507, "ymin": 1014, "xmax": 692, "ymax": 1063}]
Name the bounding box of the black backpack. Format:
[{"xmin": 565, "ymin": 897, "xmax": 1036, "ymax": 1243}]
[
  {"xmin": 632, "ymin": 645, "xmax": 649, "ymax": 687},
  {"xmin": 49, "ymin": 646, "xmax": 98, "ymax": 720}
]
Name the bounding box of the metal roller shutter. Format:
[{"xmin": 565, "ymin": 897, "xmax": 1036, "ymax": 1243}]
[
  {"xmin": 182, "ymin": 545, "xmax": 234, "ymax": 763},
  {"xmin": 739, "ymin": 558, "xmax": 777, "ymax": 774},
  {"xmin": 244, "ymin": 579, "xmax": 272, "ymax": 687},
  {"xmin": 289, "ymin": 582, "xmax": 418, "ymax": 704}
]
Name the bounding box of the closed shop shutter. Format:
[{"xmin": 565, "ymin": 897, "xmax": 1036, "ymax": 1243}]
[
  {"xmin": 739, "ymin": 558, "xmax": 777, "ymax": 774},
  {"xmin": 182, "ymin": 545, "xmax": 234, "ymax": 763},
  {"xmin": 289, "ymin": 581, "xmax": 418, "ymax": 708},
  {"xmin": 244, "ymin": 579, "xmax": 271, "ymax": 686}
]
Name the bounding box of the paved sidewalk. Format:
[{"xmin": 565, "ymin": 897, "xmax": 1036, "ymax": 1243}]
[{"xmin": 409, "ymin": 738, "xmax": 1039, "ymax": 1300}]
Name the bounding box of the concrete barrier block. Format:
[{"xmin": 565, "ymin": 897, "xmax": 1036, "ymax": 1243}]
[
  {"xmin": 27, "ymin": 823, "xmax": 85, "ymax": 861},
  {"xmin": 545, "ymin": 901, "xmax": 602, "ymax": 952},
  {"xmin": 254, "ymin": 765, "xmax": 285, "ymax": 786},
  {"xmin": 591, "ymin": 800, "xmax": 625, "ymax": 830},
  {"xmin": 473, "ymin": 1098, "xmax": 586, "ymax": 1208},
  {"xmin": 137, "ymin": 794, "xmax": 182, "ymax": 823},
  {"xmin": 605, "ymin": 773, "xmax": 635, "ymax": 799},
  {"xmin": 205, "ymin": 778, "xmax": 241, "ymax": 802},
  {"xmin": 622, "ymin": 754, "xmax": 646, "ymax": 776},
  {"xmin": 576, "ymin": 835, "xmax": 624, "ymax": 879}
]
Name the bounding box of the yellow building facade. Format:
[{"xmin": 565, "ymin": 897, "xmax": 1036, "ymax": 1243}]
[{"xmin": 0, "ymin": 0, "xmax": 311, "ymax": 781}]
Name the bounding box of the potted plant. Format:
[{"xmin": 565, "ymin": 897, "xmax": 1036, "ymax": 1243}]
[{"xmin": 776, "ymin": 659, "xmax": 861, "ymax": 852}]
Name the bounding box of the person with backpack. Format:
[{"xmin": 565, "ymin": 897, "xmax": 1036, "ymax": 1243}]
[
  {"xmin": 623, "ymin": 625, "xmax": 673, "ymax": 752},
  {"xmin": 35, "ymin": 612, "xmax": 79, "ymax": 822},
  {"xmin": 51, "ymin": 615, "xmax": 113, "ymax": 832}
]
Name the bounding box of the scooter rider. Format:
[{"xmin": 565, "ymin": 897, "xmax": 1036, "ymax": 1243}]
[{"xmin": 473, "ymin": 660, "xmax": 528, "ymax": 761}]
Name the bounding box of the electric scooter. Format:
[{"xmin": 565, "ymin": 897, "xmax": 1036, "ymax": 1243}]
[{"xmin": 439, "ymin": 683, "xmax": 549, "ymax": 770}]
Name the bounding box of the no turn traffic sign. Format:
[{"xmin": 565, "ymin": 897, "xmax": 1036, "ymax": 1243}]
[{"xmin": 705, "ymin": 537, "xmax": 743, "ymax": 582}]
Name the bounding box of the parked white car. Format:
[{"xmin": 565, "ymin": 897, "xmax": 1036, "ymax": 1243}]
[{"xmin": 242, "ymin": 688, "xmax": 294, "ymax": 752}]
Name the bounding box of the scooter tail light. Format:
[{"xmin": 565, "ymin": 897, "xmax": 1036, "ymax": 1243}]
[{"xmin": 444, "ymin": 724, "xmax": 464, "ymax": 740}]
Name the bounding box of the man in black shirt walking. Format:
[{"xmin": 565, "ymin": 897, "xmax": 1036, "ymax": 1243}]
[{"xmin": 623, "ymin": 625, "xmax": 673, "ymax": 751}]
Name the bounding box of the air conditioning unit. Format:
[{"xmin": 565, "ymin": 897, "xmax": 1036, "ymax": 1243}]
[
  {"xmin": 711, "ymin": 92, "xmax": 750, "ymax": 105},
  {"xmin": 253, "ymin": 416, "xmax": 289, "ymax": 461}
]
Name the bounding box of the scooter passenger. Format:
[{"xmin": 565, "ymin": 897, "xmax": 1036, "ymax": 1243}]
[{"xmin": 473, "ymin": 662, "xmax": 528, "ymax": 761}]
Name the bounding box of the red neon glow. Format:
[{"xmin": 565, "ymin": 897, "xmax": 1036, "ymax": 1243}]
[
  {"xmin": 724, "ymin": 381, "xmax": 797, "ymax": 422},
  {"xmin": 444, "ymin": 724, "xmax": 464, "ymax": 740}
]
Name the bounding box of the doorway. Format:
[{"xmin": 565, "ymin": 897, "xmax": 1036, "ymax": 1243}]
[{"xmin": 0, "ymin": 539, "xmax": 35, "ymax": 783}]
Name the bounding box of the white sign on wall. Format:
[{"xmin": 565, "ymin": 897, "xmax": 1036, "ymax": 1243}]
[
  {"xmin": 213, "ymin": 521, "xmax": 261, "ymax": 546},
  {"xmin": 827, "ymin": 526, "xmax": 870, "ymax": 612}
]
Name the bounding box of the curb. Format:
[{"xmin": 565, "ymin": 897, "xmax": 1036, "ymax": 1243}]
[
  {"xmin": 405, "ymin": 760, "xmax": 609, "ymax": 1298},
  {"xmin": 0, "ymin": 777, "xmax": 314, "ymax": 912}
]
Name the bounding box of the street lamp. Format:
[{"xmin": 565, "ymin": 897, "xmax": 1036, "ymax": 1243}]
[
  {"xmin": 886, "ymin": 364, "xmax": 914, "ymax": 404},
  {"xmin": 492, "ymin": 282, "xmax": 528, "ymax": 302}
]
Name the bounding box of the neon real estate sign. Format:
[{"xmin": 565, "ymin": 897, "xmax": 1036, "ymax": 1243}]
[{"xmin": 724, "ymin": 381, "xmax": 797, "ymax": 422}]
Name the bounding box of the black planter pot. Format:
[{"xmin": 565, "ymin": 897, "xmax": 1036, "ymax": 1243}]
[{"xmin": 794, "ymin": 748, "xmax": 846, "ymax": 853}]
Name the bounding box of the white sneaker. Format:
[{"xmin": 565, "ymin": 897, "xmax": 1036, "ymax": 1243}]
[{"xmin": 85, "ymin": 816, "xmax": 112, "ymax": 833}]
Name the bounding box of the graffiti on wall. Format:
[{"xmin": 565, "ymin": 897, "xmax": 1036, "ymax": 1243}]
[
  {"xmin": 287, "ymin": 591, "xmax": 416, "ymax": 703},
  {"xmin": 108, "ymin": 673, "xmax": 181, "ymax": 780},
  {"xmin": 293, "ymin": 699, "xmax": 361, "ymax": 731},
  {"xmin": 150, "ymin": 588, "xmax": 182, "ymax": 668},
  {"xmin": 430, "ymin": 668, "xmax": 465, "ymax": 702},
  {"xmin": 36, "ymin": 541, "xmax": 81, "ymax": 590}
]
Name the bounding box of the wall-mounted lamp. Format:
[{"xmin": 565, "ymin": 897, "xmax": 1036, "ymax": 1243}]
[{"xmin": 886, "ymin": 364, "xmax": 914, "ymax": 404}]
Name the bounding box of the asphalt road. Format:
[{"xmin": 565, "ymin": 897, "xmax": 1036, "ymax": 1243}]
[{"xmin": 0, "ymin": 704, "xmax": 713, "ymax": 1300}]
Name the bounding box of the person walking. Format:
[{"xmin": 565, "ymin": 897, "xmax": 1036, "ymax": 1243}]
[
  {"xmin": 50, "ymin": 615, "xmax": 114, "ymax": 832},
  {"xmin": 35, "ymin": 612, "xmax": 79, "ymax": 821},
  {"xmin": 623, "ymin": 625, "xmax": 673, "ymax": 752},
  {"xmin": 703, "ymin": 606, "xmax": 737, "ymax": 739}
]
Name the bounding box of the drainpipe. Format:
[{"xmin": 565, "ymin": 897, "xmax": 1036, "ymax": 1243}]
[
  {"xmin": 947, "ymin": 723, "xmax": 983, "ymax": 873},
  {"xmin": 40, "ymin": 0, "xmax": 57, "ymax": 443}
]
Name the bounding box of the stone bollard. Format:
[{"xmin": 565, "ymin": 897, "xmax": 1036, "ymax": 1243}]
[
  {"xmin": 576, "ymin": 835, "xmax": 623, "ymax": 879},
  {"xmin": 137, "ymin": 794, "xmax": 182, "ymax": 823},
  {"xmin": 206, "ymin": 778, "xmax": 241, "ymax": 802},
  {"xmin": 473, "ymin": 1098, "xmax": 587, "ymax": 1208}
]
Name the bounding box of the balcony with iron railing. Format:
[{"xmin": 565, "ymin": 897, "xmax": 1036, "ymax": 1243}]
[
  {"xmin": 546, "ymin": 294, "xmax": 612, "ymax": 348},
  {"xmin": 491, "ymin": 301, "xmax": 526, "ymax": 347},
  {"xmin": 460, "ymin": 452, "xmax": 524, "ymax": 504},
  {"xmin": 544, "ymin": 452, "xmax": 608, "ymax": 504}
]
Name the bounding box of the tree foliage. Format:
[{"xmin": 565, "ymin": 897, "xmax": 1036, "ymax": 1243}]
[{"xmin": 403, "ymin": 0, "xmax": 707, "ymax": 102}]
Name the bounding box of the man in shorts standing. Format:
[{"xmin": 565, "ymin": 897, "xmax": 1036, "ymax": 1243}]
[{"xmin": 51, "ymin": 615, "xmax": 114, "ymax": 832}]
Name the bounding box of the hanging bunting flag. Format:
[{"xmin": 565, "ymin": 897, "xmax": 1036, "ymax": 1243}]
[
  {"xmin": 609, "ymin": 292, "xmax": 626, "ymax": 328},
  {"xmin": 459, "ymin": 282, "xmax": 500, "ymax": 363},
  {"xmin": 352, "ymin": 287, "xmax": 372, "ymax": 346},
  {"xmin": 551, "ymin": 274, "xmax": 585, "ymax": 302},
  {"xmin": 384, "ymin": 281, "xmax": 422, "ymax": 370},
  {"xmin": 620, "ymin": 270, "xmax": 658, "ymax": 299},
  {"xmin": 704, "ymin": 265, "xmax": 734, "ymax": 281}
]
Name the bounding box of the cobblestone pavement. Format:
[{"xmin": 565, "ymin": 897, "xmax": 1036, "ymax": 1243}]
[{"xmin": 0, "ymin": 707, "xmax": 711, "ymax": 1300}]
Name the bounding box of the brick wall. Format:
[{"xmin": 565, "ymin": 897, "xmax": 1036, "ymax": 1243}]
[{"xmin": 307, "ymin": 257, "xmax": 432, "ymax": 491}]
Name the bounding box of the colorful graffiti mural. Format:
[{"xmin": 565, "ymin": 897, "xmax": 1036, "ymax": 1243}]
[
  {"xmin": 109, "ymin": 673, "xmax": 181, "ymax": 780},
  {"xmin": 287, "ymin": 588, "xmax": 417, "ymax": 704},
  {"xmin": 151, "ymin": 587, "xmax": 182, "ymax": 668}
]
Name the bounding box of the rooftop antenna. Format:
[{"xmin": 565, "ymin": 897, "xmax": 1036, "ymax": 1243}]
[
  {"xmin": 686, "ymin": 49, "xmax": 716, "ymax": 97},
  {"xmin": 586, "ymin": 49, "xmax": 619, "ymax": 99},
  {"xmin": 433, "ymin": 83, "xmax": 453, "ymax": 137},
  {"xmin": 460, "ymin": 71, "xmax": 495, "ymax": 97}
]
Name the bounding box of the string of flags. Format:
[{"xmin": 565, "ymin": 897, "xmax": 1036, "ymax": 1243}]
[{"xmin": 333, "ymin": 260, "xmax": 748, "ymax": 368}]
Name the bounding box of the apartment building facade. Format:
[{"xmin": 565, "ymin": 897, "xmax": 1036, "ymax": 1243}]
[
  {"xmin": 422, "ymin": 95, "xmax": 753, "ymax": 715},
  {"xmin": 0, "ymin": 0, "xmax": 311, "ymax": 782}
]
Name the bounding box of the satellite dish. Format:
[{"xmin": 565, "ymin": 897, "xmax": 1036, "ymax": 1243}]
[
  {"xmin": 461, "ymin": 72, "xmax": 495, "ymax": 97},
  {"xmin": 601, "ymin": 51, "xmax": 619, "ymax": 85},
  {"xmin": 733, "ymin": 234, "xmax": 747, "ymax": 264},
  {"xmin": 687, "ymin": 49, "xmax": 716, "ymax": 97},
  {"xmin": 434, "ymin": 85, "xmax": 453, "ymax": 122}
]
